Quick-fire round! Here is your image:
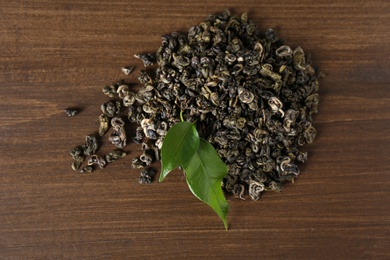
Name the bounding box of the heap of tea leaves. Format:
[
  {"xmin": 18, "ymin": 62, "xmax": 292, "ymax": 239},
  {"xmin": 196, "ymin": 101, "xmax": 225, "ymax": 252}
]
[{"xmin": 68, "ymin": 10, "xmax": 320, "ymax": 229}]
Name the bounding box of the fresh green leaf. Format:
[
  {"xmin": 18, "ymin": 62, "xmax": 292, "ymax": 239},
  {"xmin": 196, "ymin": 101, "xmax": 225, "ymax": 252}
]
[
  {"xmin": 160, "ymin": 121, "xmax": 199, "ymax": 182},
  {"xmin": 160, "ymin": 120, "xmax": 229, "ymax": 229},
  {"xmin": 184, "ymin": 138, "xmax": 229, "ymax": 230}
]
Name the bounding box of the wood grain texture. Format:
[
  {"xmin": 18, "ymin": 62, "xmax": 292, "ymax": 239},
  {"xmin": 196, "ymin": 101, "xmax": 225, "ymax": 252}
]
[{"xmin": 1, "ymin": 0, "xmax": 389, "ymax": 258}]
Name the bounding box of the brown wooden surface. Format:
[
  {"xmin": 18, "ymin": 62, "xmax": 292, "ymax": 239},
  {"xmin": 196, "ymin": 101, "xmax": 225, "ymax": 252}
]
[{"xmin": 1, "ymin": 0, "xmax": 390, "ymax": 258}]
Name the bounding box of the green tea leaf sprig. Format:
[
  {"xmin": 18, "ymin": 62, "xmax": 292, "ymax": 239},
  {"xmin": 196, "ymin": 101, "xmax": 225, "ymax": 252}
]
[{"xmin": 160, "ymin": 115, "xmax": 229, "ymax": 230}]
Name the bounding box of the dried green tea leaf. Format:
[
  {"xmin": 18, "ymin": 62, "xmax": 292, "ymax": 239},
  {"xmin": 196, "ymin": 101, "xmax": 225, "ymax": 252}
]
[
  {"xmin": 99, "ymin": 114, "xmax": 109, "ymax": 136},
  {"xmin": 84, "ymin": 135, "xmax": 98, "ymax": 156},
  {"xmin": 64, "ymin": 108, "xmax": 79, "ymax": 117},
  {"xmin": 160, "ymin": 121, "xmax": 199, "ymax": 181},
  {"xmin": 184, "ymin": 138, "xmax": 229, "ymax": 230}
]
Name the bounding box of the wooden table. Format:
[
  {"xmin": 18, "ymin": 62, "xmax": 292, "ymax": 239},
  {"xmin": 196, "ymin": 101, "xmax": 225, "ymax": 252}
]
[{"xmin": 1, "ymin": 0, "xmax": 389, "ymax": 258}]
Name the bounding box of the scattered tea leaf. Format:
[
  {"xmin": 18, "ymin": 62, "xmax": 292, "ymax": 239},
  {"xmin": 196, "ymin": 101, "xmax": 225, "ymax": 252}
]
[{"xmin": 64, "ymin": 108, "xmax": 79, "ymax": 117}]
